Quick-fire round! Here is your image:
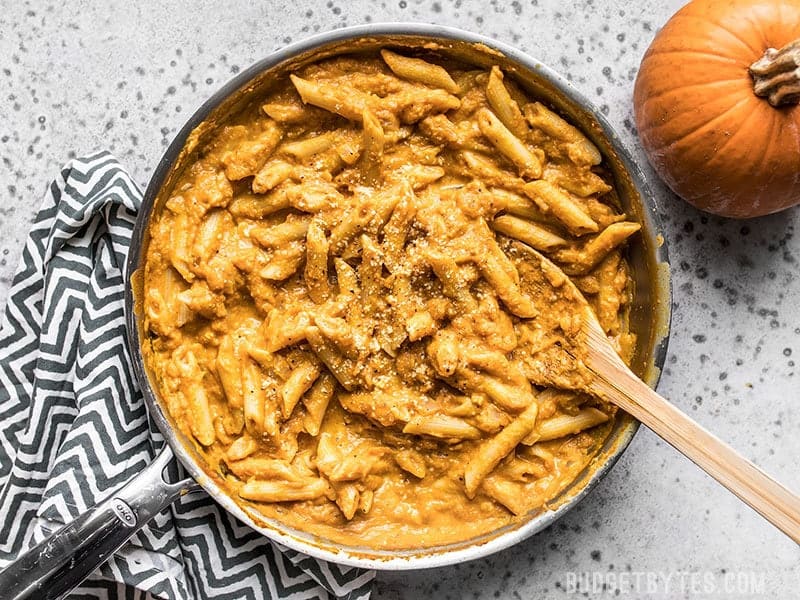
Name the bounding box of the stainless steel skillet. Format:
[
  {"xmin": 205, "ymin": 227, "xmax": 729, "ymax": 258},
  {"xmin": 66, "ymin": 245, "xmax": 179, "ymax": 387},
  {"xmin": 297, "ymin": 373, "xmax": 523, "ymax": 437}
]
[{"xmin": 0, "ymin": 23, "xmax": 671, "ymax": 600}]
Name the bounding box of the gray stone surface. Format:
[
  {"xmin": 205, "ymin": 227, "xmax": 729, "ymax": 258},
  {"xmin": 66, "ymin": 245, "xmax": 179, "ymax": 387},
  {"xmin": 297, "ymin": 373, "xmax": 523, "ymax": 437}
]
[{"xmin": 1, "ymin": 0, "xmax": 798, "ymax": 598}]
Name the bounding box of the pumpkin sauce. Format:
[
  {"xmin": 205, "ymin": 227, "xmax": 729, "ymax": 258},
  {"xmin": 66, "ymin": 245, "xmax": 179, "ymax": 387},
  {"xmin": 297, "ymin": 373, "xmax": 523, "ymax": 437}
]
[{"xmin": 142, "ymin": 50, "xmax": 639, "ymax": 549}]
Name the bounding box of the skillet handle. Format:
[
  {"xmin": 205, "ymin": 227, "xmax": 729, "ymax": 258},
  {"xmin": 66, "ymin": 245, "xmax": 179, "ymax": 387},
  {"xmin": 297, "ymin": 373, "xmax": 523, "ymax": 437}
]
[{"xmin": 0, "ymin": 447, "xmax": 199, "ymax": 600}]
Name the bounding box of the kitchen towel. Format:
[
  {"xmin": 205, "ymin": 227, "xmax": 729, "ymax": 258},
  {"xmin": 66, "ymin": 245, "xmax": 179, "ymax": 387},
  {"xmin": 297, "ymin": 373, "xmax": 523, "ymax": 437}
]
[{"xmin": 0, "ymin": 151, "xmax": 375, "ymax": 600}]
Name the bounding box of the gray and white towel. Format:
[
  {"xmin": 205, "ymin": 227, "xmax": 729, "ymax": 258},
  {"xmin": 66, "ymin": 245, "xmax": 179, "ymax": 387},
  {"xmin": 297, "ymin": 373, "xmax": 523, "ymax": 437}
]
[{"xmin": 0, "ymin": 151, "xmax": 375, "ymax": 599}]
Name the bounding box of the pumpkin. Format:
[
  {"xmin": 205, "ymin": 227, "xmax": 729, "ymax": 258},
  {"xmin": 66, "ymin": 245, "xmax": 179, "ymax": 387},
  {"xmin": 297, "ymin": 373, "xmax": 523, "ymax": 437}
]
[{"xmin": 633, "ymin": 0, "xmax": 800, "ymax": 218}]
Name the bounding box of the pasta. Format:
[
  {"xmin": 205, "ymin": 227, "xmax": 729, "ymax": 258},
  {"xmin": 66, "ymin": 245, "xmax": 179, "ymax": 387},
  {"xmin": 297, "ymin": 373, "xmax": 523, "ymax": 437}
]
[
  {"xmin": 142, "ymin": 49, "xmax": 639, "ymax": 550},
  {"xmin": 485, "ymin": 66, "xmax": 529, "ymax": 138},
  {"xmin": 381, "ymin": 49, "xmax": 461, "ymax": 94}
]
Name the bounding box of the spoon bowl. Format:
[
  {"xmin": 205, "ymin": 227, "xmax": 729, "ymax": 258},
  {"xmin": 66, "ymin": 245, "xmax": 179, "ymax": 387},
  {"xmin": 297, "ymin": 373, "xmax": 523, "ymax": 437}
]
[{"xmin": 514, "ymin": 241, "xmax": 800, "ymax": 544}]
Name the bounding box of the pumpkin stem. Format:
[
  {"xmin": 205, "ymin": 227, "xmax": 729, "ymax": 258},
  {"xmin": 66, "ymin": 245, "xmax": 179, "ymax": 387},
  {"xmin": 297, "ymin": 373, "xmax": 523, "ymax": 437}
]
[{"xmin": 750, "ymin": 40, "xmax": 800, "ymax": 107}]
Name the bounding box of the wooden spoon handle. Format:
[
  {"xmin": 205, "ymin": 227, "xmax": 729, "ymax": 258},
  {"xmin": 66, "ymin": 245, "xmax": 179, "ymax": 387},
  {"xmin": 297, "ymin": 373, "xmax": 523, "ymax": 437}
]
[{"xmin": 590, "ymin": 365, "xmax": 800, "ymax": 544}]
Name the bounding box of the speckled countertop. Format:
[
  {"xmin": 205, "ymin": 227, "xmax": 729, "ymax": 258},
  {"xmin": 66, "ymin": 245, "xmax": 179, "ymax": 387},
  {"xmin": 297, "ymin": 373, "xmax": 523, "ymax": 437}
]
[{"xmin": 1, "ymin": 0, "xmax": 798, "ymax": 598}]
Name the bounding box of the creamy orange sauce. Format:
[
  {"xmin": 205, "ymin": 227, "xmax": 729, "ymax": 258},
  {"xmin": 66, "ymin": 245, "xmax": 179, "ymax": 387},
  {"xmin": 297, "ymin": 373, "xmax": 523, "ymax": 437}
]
[{"xmin": 142, "ymin": 49, "xmax": 638, "ymax": 550}]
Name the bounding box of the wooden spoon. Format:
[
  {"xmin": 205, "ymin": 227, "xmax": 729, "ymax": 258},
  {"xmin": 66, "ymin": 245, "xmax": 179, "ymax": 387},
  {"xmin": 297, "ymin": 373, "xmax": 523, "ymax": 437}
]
[{"xmin": 516, "ymin": 242, "xmax": 800, "ymax": 544}]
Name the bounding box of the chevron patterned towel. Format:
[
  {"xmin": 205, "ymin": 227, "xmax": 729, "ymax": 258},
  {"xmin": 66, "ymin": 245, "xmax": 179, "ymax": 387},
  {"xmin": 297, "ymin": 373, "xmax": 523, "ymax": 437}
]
[{"xmin": 0, "ymin": 152, "xmax": 375, "ymax": 599}]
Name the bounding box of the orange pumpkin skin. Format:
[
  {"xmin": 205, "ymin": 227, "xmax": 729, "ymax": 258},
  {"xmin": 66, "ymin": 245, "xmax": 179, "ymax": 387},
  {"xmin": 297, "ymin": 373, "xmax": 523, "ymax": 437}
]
[{"xmin": 634, "ymin": 0, "xmax": 800, "ymax": 218}]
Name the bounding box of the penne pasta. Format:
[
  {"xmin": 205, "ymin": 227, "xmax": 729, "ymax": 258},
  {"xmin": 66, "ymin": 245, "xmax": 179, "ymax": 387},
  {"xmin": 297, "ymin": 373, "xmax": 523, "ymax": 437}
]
[
  {"xmin": 264, "ymin": 308, "xmax": 310, "ymax": 352},
  {"xmin": 536, "ymin": 407, "xmax": 609, "ymax": 442},
  {"xmin": 249, "ymin": 215, "xmax": 311, "ymax": 248},
  {"xmin": 455, "ymin": 368, "xmax": 535, "ymax": 413},
  {"xmin": 262, "ymin": 100, "xmax": 317, "ymax": 123},
  {"xmin": 334, "ymin": 257, "xmax": 360, "ymax": 299},
  {"xmin": 487, "ymin": 188, "xmax": 542, "ymax": 221},
  {"xmin": 523, "ymin": 101, "xmax": 602, "ymax": 166},
  {"xmin": 174, "ymin": 348, "xmax": 216, "ymax": 446},
  {"xmin": 380, "ymin": 183, "xmax": 416, "ymax": 270},
  {"xmin": 145, "ymin": 266, "xmax": 193, "ymax": 336},
  {"xmin": 284, "ymin": 180, "xmax": 343, "ymax": 213},
  {"xmin": 280, "ymin": 132, "xmax": 336, "ymax": 159},
  {"xmin": 239, "ymin": 478, "xmax": 329, "ymax": 503},
  {"xmin": 337, "ymin": 133, "xmax": 363, "ymax": 165},
  {"xmin": 420, "ymin": 114, "xmax": 473, "ymax": 149},
  {"xmin": 358, "ymin": 489, "xmax": 374, "ymax": 515},
  {"xmin": 315, "ymin": 432, "xmax": 387, "ymax": 482},
  {"xmin": 302, "ymin": 372, "xmax": 336, "ymax": 436},
  {"xmin": 192, "ymin": 209, "xmax": 228, "ymax": 264},
  {"xmin": 259, "ymin": 243, "xmax": 305, "ymax": 281},
  {"xmin": 402, "ymin": 414, "xmax": 482, "ymax": 440},
  {"xmin": 306, "ymin": 326, "xmax": 361, "ymax": 391},
  {"xmin": 168, "ymin": 211, "xmax": 196, "ymax": 282},
  {"xmin": 523, "ymin": 180, "xmax": 599, "ymax": 236},
  {"xmin": 458, "ymin": 150, "xmax": 527, "ymax": 191},
  {"xmin": 405, "ymin": 310, "xmax": 437, "ymax": 341},
  {"xmin": 187, "ymin": 384, "xmax": 216, "ymax": 446},
  {"xmin": 485, "ymin": 66, "xmax": 528, "ymax": 138},
  {"xmin": 304, "ymin": 220, "xmax": 331, "ymax": 303},
  {"xmin": 477, "ymin": 108, "xmax": 543, "ymax": 179},
  {"xmin": 226, "ymin": 435, "xmax": 258, "ymax": 461},
  {"xmin": 425, "ymin": 251, "xmax": 478, "ymax": 312},
  {"xmin": 143, "ymin": 49, "xmax": 641, "ymax": 549},
  {"xmin": 380, "ymin": 49, "xmax": 460, "ymax": 94},
  {"xmin": 360, "ymin": 109, "xmax": 385, "ymax": 184},
  {"xmin": 492, "ymin": 214, "xmax": 568, "ymax": 252},
  {"xmin": 229, "ymin": 190, "xmax": 291, "ymax": 218},
  {"xmin": 546, "ymin": 164, "xmax": 612, "ymax": 197},
  {"xmin": 252, "ymin": 160, "xmax": 293, "ymax": 194},
  {"xmin": 593, "ymin": 250, "xmax": 628, "ymax": 335},
  {"xmin": 463, "ymin": 399, "xmax": 539, "ymax": 498},
  {"xmin": 290, "ymin": 74, "xmax": 367, "ymax": 121},
  {"xmin": 216, "ymin": 332, "xmax": 250, "ymax": 409},
  {"xmin": 221, "ymin": 120, "xmax": 283, "ymax": 181},
  {"xmin": 313, "ymin": 314, "xmax": 360, "ymax": 359},
  {"xmin": 335, "ymin": 483, "xmax": 361, "ymax": 520},
  {"xmin": 553, "ymin": 221, "xmax": 641, "ymax": 275},
  {"xmin": 359, "ymin": 235, "xmax": 383, "ymax": 314},
  {"xmin": 241, "ymin": 357, "xmax": 269, "ymax": 437},
  {"xmin": 395, "ymin": 449, "xmax": 428, "ymax": 479},
  {"xmin": 328, "ymin": 206, "xmax": 371, "ymax": 254},
  {"xmin": 389, "ymin": 164, "xmax": 446, "ymax": 190},
  {"xmin": 479, "ymin": 250, "xmax": 538, "ymax": 318},
  {"xmin": 281, "ymin": 361, "xmax": 321, "ymax": 418}
]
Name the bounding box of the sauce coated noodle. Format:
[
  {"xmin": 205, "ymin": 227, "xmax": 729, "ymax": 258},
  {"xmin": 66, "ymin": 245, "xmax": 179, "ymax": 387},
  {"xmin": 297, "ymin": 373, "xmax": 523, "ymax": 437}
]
[{"xmin": 142, "ymin": 49, "xmax": 639, "ymax": 549}]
